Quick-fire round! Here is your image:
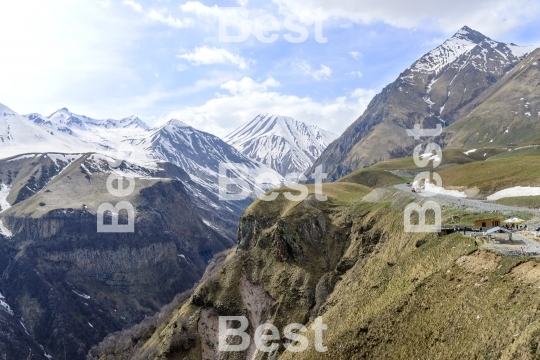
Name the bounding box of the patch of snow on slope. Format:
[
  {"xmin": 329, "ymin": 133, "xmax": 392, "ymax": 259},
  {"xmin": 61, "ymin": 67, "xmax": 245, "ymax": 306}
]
[
  {"xmin": 0, "ymin": 293, "xmax": 14, "ymax": 315},
  {"xmin": 464, "ymin": 149, "xmax": 477, "ymax": 155},
  {"xmin": 506, "ymin": 44, "xmax": 536, "ymax": 58},
  {"xmin": 7, "ymin": 154, "xmax": 36, "ymax": 162},
  {"xmin": 424, "ymin": 183, "xmax": 467, "ymax": 198},
  {"xmin": 0, "ymin": 184, "xmax": 11, "ymax": 213},
  {"xmin": 46, "ymin": 153, "xmax": 82, "ymax": 164},
  {"xmin": 72, "ymin": 290, "xmax": 91, "ymax": 299},
  {"xmin": 0, "ymin": 221, "xmax": 11, "ymax": 238},
  {"xmin": 487, "ymin": 186, "xmax": 540, "ymax": 200}
]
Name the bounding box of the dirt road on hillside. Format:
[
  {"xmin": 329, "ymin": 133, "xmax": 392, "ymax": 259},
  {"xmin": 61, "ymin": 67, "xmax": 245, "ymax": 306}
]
[{"xmin": 394, "ymin": 184, "xmax": 540, "ymax": 215}]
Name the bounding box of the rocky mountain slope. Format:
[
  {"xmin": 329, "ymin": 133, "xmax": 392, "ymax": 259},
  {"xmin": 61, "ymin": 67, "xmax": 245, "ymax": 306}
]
[
  {"xmin": 90, "ymin": 181, "xmax": 540, "ymax": 360},
  {"xmin": 307, "ymin": 26, "xmax": 535, "ymax": 181},
  {"xmin": 441, "ymin": 48, "xmax": 540, "ymax": 148},
  {"xmin": 225, "ymin": 114, "xmax": 338, "ymax": 176},
  {"xmin": 0, "ymin": 152, "xmax": 234, "ymax": 359}
]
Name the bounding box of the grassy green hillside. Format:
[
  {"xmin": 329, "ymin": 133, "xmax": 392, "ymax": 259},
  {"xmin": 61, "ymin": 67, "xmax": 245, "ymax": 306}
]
[
  {"xmin": 337, "ymin": 168, "xmax": 406, "ymax": 187},
  {"xmin": 437, "ymin": 154, "xmax": 540, "ymax": 197},
  {"xmin": 341, "ymin": 146, "xmax": 540, "ymax": 202}
]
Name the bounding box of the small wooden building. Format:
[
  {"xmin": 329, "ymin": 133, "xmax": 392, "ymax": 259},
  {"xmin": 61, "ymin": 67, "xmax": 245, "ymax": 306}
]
[{"xmin": 474, "ymin": 218, "xmax": 502, "ymax": 228}]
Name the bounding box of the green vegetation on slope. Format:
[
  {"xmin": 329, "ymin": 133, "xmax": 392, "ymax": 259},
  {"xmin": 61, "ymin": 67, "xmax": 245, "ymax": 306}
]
[
  {"xmin": 337, "ymin": 168, "xmax": 406, "ymax": 188},
  {"xmin": 496, "ymin": 196, "xmax": 540, "ymax": 209},
  {"xmin": 437, "ymin": 154, "xmax": 540, "ymax": 197},
  {"xmin": 443, "ymin": 48, "xmax": 540, "ymax": 149}
]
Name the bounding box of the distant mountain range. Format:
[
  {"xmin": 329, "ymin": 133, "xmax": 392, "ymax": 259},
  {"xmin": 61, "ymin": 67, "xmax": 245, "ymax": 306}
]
[
  {"xmin": 308, "ymin": 26, "xmax": 537, "ymax": 181},
  {"xmin": 224, "ymin": 114, "xmax": 338, "ymax": 176}
]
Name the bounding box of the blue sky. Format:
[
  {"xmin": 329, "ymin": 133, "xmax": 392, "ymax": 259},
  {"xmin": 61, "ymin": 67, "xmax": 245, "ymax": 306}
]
[{"xmin": 1, "ymin": 0, "xmax": 539, "ymax": 137}]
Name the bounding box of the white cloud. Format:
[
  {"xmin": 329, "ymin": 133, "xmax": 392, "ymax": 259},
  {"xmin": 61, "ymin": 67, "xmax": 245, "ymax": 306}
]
[
  {"xmin": 148, "ymin": 8, "xmax": 195, "ymax": 28},
  {"xmin": 237, "ymin": 0, "xmax": 249, "ymax": 6},
  {"xmin": 122, "ymin": 0, "xmax": 142, "ymax": 12},
  {"xmin": 143, "ymin": 2, "xmax": 247, "ymax": 30},
  {"xmin": 272, "ymin": 0, "xmax": 540, "ymax": 37},
  {"xmin": 351, "ymin": 88, "xmax": 376, "ymax": 101},
  {"xmin": 98, "ymin": 0, "xmax": 111, "ymax": 8},
  {"xmin": 349, "ymin": 51, "xmax": 362, "ymax": 60},
  {"xmin": 221, "ymin": 77, "xmax": 280, "ymax": 95},
  {"xmin": 177, "ymin": 46, "xmax": 252, "ymax": 69},
  {"xmin": 350, "ymin": 71, "xmax": 363, "ymax": 78},
  {"xmin": 296, "ymin": 61, "xmax": 332, "ymax": 80},
  {"xmin": 177, "ymin": 64, "xmax": 189, "ymax": 72},
  {"xmin": 179, "ymin": 1, "xmax": 223, "ymax": 20},
  {"xmin": 159, "ymin": 77, "xmax": 376, "ymax": 137}
]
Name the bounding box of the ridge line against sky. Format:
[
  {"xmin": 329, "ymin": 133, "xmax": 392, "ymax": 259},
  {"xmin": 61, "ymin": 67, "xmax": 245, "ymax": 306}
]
[{"xmin": 0, "ymin": 0, "xmax": 539, "ymax": 137}]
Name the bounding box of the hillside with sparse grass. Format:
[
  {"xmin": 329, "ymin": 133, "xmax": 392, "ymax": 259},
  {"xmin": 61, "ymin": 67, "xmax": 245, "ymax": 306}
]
[
  {"xmin": 436, "ymin": 154, "xmax": 540, "ymax": 198},
  {"xmin": 90, "ymin": 181, "xmax": 540, "ymax": 360}
]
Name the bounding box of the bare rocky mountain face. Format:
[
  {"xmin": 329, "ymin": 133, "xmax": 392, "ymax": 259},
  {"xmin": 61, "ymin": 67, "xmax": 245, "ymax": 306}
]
[
  {"xmin": 307, "ymin": 26, "xmax": 535, "ymax": 181},
  {"xmin": 441, "ymin": 48, "xmax": 540, "ymax": 148},
  {"xmin": 225, "ymin": 114, "xmax": 338, "ymax": 176},
  {"xmin": 0, "ymin": 153, "xmax": 234, "ymax": 359}
]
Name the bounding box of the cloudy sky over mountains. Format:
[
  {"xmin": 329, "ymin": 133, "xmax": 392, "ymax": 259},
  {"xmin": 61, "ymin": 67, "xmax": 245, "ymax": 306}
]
[{"xmin": 1, "ymin": 0, "xmax": 539, "ymax": 136}]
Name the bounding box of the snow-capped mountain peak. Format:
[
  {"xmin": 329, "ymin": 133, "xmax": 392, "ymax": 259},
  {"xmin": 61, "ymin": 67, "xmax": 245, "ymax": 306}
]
[
  {"xmin": 224, "ymin": 114, "xmax": 338, "ymax": 176},
  {"xmin": 0, "ymin": 103, "xmax": 103, "ymax": 158},
  {"xmin": 411, "ymin": 26, "xmax": 484, "ymax": 74},
  {"xmin": 410, "ymin": 26, "xmax": 534, "ymax": 75},
  {"xmin": 26, "ymin": 108, "xmax": 150, "ymax": 132},
  {"xmin": 119, "ymin": 116, "xmax": 150, "ymax": 130},
  {"xmin": 161, "ymin": 119, "xmax": 191, "ymax": 131}
]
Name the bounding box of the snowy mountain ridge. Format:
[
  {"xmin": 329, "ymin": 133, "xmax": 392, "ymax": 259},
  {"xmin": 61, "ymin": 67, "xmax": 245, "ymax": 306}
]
[
  {"xmin": 224, "ymin": 114, "xmax": 338, "ymax": 176},
  {"xmin": 0, "ymin": 103, "xmax": 105, "ymax": 157},
  {"xmin": 27, "ymin": 108, "xmax": 150, "ymax": 132},
  {"xmin": 1, "ymin": 103, "xmax": 285, "ymax": 206},
  {"xmin": 409, "ymin": 26, "xmax": 535, "ymax": 76}
]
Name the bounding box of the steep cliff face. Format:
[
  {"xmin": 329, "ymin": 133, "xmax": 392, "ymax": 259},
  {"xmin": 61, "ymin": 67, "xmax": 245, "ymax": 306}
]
[{"xmin": 0, "ymin": 154, "xmax": 236, "ymax": 359}]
